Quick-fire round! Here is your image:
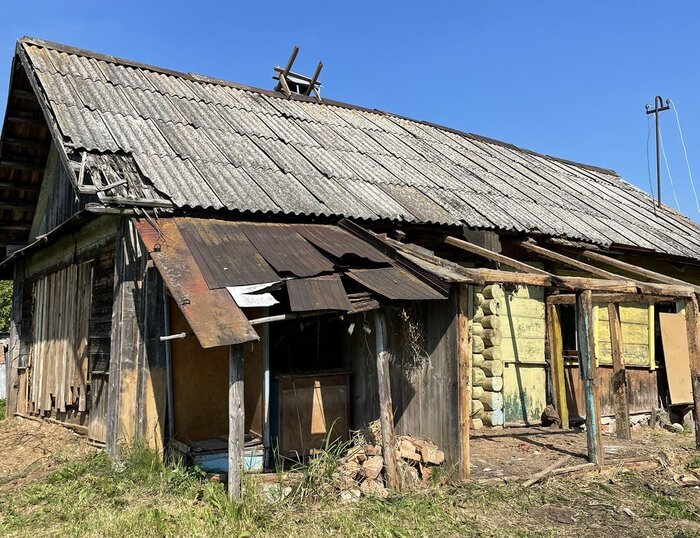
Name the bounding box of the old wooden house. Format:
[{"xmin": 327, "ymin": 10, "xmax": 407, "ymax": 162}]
[{"xmin": 2, "ymin": 37, "xmax": 700, "ymax": 496}]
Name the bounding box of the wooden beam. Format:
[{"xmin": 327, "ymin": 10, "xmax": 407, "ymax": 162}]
[
  {"xmin": 0, "ymin": 160, "xmax": 45, "ymax": 172},
  {"xmin": 581, "ymin": 249, "xmax": 700, "ymax": 295},
  {"xmin": 2, "ymin": 137, "xmax": 51, "ymax": 149},
  {"xmin": 516, "ymin": 240, "xmax": 690, "ymax": 296},
  {"xmin": 684, "ymin": 295, "xmax": 700, "ymax": 449},
  {"xmin": 457, "ymin": 284, "xmax": 472, "ymax": 480},
  {"xmin": 444, "ymin": 235, "xmax": 550, "ymax": 275},
  {"xmin": 4, "ymin": 116, "xmax": 45, "ymax": 126},
  {"xmin": 228, "ymin": 344, "xmax": 245, "ymax": 500},
  {"xmin": 547, "ymin": 292, "xmax": 683, "ymax": 305},
  {"xmin": 517, "ymin": 240, "xmax": 622, "ymax": 280},
  {"xmin": 576, "ymin": 289, "xmax": 603, "ymax": 467},
  {"xmin": 10, "ymin": 88, "xmax": 36, "ymax": 100},
  {"xmin": 0, "ymin": 181, "xmax": 41, "ymax": 192},
  {"xmin": 555, "ymin": 276, "xmax": 637, "ymax": 293},
  {"xmin": 547, "ymin": 303, "xmax": 568, "ymax": 429},
  {"xmin": 374, "ymin": 311, "xmax": 400, "ymax": 491},
  {"xmin": 608, "ymin": 303, "xmax": 631, "ymax": 440}
]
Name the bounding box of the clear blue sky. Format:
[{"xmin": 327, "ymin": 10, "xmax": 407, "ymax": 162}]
[{"xmin": 2, "ymin": 1, "xmax": 699, "ymax": 221}]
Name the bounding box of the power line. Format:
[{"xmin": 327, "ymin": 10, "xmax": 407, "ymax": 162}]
[
  {"xmin": 658, "ymin": 125, "xmax": 681, "ymax": 210},
  {"xmin": 669, "ymin": 100, "xmax": 700, "ymax": 217}
]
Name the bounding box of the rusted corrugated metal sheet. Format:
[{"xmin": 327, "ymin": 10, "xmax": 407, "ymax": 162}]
[
  {"xmin": 134, "ymin": 218, "xmax": 258, "ymax": 348},
  {"xmin": 177, "ymin": 218, "xmax": 278, "ymax": 288},
  {"xmin": 347, "ymin": 267, "xmax": 446, "ymax": 301},
  {"xmin": 238, "ymin": 222, "xmax": 335, "ymax": 277},
  {"xmin": 294, "ymin": 224, "xmax": 391, "ymax": 263},
  {"xmin": 21, "ymin": 37, "xmax": 700, "ymax": 260},
  {"xmin": 286, "ymin": 275, "xmax": 352, "ymax": 312}
]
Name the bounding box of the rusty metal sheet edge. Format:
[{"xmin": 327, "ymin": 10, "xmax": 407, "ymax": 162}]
[{"xmin": 134, "ymin": 217, "xmax": 259, "ymax": 348}]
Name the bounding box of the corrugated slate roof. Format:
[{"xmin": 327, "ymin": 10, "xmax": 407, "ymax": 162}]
[{"xmin": 17, "ymin": 37, "xmax": 700, "ymax": 260}]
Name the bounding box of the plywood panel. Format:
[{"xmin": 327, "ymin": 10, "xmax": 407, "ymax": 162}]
[
  {"xmin": 278, "ymin": 373, "xmax": 349, "ymax": 456},
  {"xmin": 659, "ymin": 312, "xmax": 693, "ymax": 405},
  {"xmin": 169, "ymin": 300, "xmax": 265, "ymax": 442}
]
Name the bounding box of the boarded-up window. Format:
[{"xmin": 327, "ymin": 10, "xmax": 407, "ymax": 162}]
[
  {"xmin": 595, "ymin": 304, "xmax": 654, "ymax": 368},
  {"xmin": 29, "ymin": 263, "xmax": 93, "ymax": 413}
]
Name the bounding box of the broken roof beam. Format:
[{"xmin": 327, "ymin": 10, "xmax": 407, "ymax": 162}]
[
  {"xmin": 547, "ymin": 293, "xmax": 681, "ymax": 305},
  {"xmin": 580, "ymin": 249, "xmax": 700, "ymax": 296},
  {"xmin": 514, "ymin": 239, "xmax": 694, "ymax": 296},
  {"xmin": 443, "ymin": 235, "xmax": 550, "ymax": 275},
  {"xmin": 443, "ymin": 235, "xmax": 639, "ymax": 292}
]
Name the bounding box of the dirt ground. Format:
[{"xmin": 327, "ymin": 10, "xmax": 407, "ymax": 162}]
[
  {"xmin": 470, "ymin": 425, "xmax": 694, "ymax": 480},
  {"xmin": 0, "ymin": 415, "xmax": 95, "ymax": 491}
]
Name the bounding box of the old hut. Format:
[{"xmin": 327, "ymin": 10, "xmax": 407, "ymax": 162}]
[{"xmin": 2, "ymin": 37, "xmax": 700, "ymax": 496}]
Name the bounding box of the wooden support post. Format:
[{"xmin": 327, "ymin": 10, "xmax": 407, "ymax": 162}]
[
  {"xmin": 683, "ymin": 295, "xmax": 700, "ymax": 449},
  {"xmin": 576, "ymin": 290, "xmax": 603, "ymax": 467},
  {"xmin": 374, "ymin": 311, "xmax": 400, "ymax": 491},
  {"xmin": 457, "ymin": 284, "xmax": 472, "ymax": 480},
  {"xmin": 607, "ymin": 303, "xmax": 631, "ymax": 440},
  {"xmin": 228, "ymin": 344, "xmax": 245, "ymax": 500},
  {"xmin": 546, "ymin": 304, "xmax": 569, "ymax": 429}
]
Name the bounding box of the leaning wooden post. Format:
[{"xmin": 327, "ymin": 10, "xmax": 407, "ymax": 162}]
[
  {"xmin": 607, "ymin": 303, "xmax": 631, "ymax": 440},
  {"xmin": 374, "ymin": 311, "xmax": 400, "ymax": 491},
  {"xmin": 683, "ymin": 294, "xmax": 700, "ymax": 449},
  {"xmin": 576, "ymin": 290, "xmax": 603, "ymax": 467},
  {"xmin": 228, "ymin": 344, "xmax": 245, "ymax": 500},
  {"xmin": 457, "ymin": 284, "xmax": 472, "ymax": 480},
  {"xmin": 546, "ymin": 303, "xmax": 569, "ymax": 429}
]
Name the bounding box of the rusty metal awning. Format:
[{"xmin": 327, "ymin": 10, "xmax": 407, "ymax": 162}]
[
  {"xmin": 135, "ymin": 218, "xmax": 259, "ymax": 348},
  {"xmin": 135, "ymin": 216, "xmax": 448, "ymax": 345},
  {"xmin": 287, "ymin": 275, "xmax": 352, "ymax": 312}
]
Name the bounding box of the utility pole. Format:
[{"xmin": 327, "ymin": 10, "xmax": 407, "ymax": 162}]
[{"xmin": 645, "ymin": 96, "xmax": 670, "ymax": 207}]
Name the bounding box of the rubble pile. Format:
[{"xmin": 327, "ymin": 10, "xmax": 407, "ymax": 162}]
[{"xmin": 336, "ymin": 433, "xmax": 445, "ymax": 500}]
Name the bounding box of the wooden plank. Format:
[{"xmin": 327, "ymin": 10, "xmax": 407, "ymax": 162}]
[
  {"xmin": 517, "ymin": 240, "xmax": 623, "ymax": 280},
  {"xmin": 683, "ymin": 295, "xmax": 700, "ymax": 448},
  {"xmin": 547, "ymin": 293, "xmax": 677, "ymax": 305},
  {"xmin": 457, "ymin": 284, "xmax": 472, "ymax": 480},
  {"xmin": 576, "ymin": 290, "xmax": 603, "ymax": 466},
  {"xmin": 444, "ymin": 235, "xmax": 550, "ymax": 275},
  {"xmin": 374, "ymin": 311, "xmax": 400, "ymax": 491},
  {"xmin": 659, "ymin": 312, "xmax": 693, "ymax": 405},
  {"xmin": 228, "ymin": 344, "xmax": 245, "ymax": 500},
  {"xmin": 547, "ymin": 303, "xmax": 568, "ymax": 429},
  {"xmin": 581, "ymin": 250, "xmax": 700, "ymax": 295},
  {"xmin": 608, "ymin": 303, "xmax": 631, "ymax": 440}
]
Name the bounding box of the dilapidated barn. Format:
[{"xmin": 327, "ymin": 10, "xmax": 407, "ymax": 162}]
[{"xmin": 2, "ymin": 37, "xmax": 700, "ymax": 497}]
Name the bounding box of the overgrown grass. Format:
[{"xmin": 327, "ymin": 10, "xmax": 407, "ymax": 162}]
[
  {"xmin": 2, "ymin": 440, "xmax": 700, "ymax": 537},
  {"xmin": 0, "ymin": 399, "xmax": 5, "ymax": 421}
]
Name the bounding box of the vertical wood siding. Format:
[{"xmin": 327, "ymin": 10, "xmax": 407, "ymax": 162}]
[{"xmin": 28, "ymin": 263, "xmax": 93, "ymax": 414}]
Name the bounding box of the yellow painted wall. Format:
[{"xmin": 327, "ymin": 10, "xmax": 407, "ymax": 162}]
[
  {"xmin": 501, "ymin": 285, "xmax": 547, "ymax": 422},
  {"xmin": 595, "ymin": 303, "xmax": 654, "ymax": 368}
]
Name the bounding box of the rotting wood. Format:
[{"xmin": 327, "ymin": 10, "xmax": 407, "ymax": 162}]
[
  {"xmin": 374, "ymin": 311, "xmax": 400, "ymax": 491},
  {"xmin": 546, "ymin": 303, "xmax": 568, "ymax": 429},
  {"xmin": 547, "ymin": 293, "xmax": 684, "ymax": 305},
  {"xmin": 515, "ymin": 240, "xmax": 693, "ymax": 296},
  {"xmin": 577, "ymin": 289, "xmax": 604, "ymax": 467},
  {"xmin": 683, "ymin": 294, "xmax": 700, "ymax": 449},
  {"xmin": 457, "ymin": 284, "xmax": 472, "ymax": 480},
  {"xmin": 608, "ymin": 303, "xmax": 631, "ymax": 440},
  {"xmin": 444, "ymin": 235, "xmax": 550, "ymax": 275},
  {"xmin": 228, "ymin": 344, "xmax": 245, "ymax": 500},
  {"xmin": 580, "ymin": 250, "xmax": 700, "ymax": 296},
  {"xmin": 522, "ymin": 455, "xmax": 572, "ymax": 487}
]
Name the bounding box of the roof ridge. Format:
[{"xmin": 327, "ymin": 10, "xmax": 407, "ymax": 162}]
[{"xmin": 19, "ymin": 36, "xmax": 619, "ymax": 177}]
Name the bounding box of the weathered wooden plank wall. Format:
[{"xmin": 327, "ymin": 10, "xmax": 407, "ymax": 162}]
[
  {"xmin": 107, "ymin": 218, "xmax": 167, "ymax": 455},
  {"xmin": 565, "ymin": 365, "xmax": 658, "ymax": 417},
  {"xmin": 346, "ymin": 290, "xmax": 459, "ymax": 469}
]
